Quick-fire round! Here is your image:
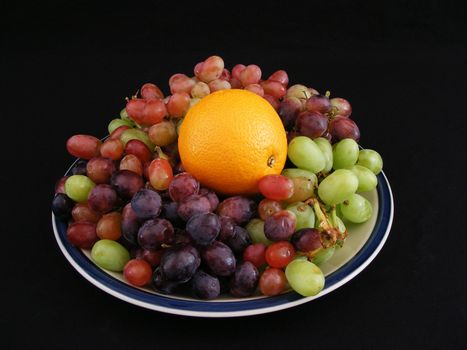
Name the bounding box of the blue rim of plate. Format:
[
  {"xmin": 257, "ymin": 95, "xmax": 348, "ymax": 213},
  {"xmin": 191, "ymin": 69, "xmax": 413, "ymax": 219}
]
[{"xmin": 52, "ymin": 161, "xmax": 393, "ymax": 318}]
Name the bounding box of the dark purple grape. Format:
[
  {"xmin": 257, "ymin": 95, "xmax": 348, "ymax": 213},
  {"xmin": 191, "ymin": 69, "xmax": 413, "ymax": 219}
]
[
  {"xmin": 201, "ymin": 241, "xmax": 236, "ymax": 277},
  {"xmin": 153, "ymin": 268, "xmax": 181, "ymax": 294},
  {"xmin": 305, "ymin": 94, "xmax": 332, "ymax": 114},
  {"xmin": 52, "ymin": 193, "xmax": 74, "ymax": 220},
  {"xmin": 218, "ymin": 216, "xmax": 236, "ymax": 242},
  {"xmin": 87, "ymin": 184, "xmax": 117, "ymax": 214},
  {"xmin": 131, "ymin": 189, "xmax": 162, "ymax": 220},
  {"xmin": 199, "ymin": 187, "xmax": 219, "ymax": 211},
  {"xmin": 161, "ymin": 142, "xmax": 180, "ymax": 165},
  {"xmin": 111, "ymin": 170, "xmax": 144, "ymax": 199},
  {"xmin": 264, "ymin": 210, "xmax": 296, "ymax": 241},
  {"xmin": 173, "ymin": 162, "xmax": 185, "ymax": 175},
  {"xmin": 227, "ymin": 226, "xmax": 251, "ymax": 254},
  {"xmin": 174, "ymin": 228, "xmax": 193, "ymax": 245},
  {"xmin": 295, "ymin": 111, "xmax": 328, "ymax": 139},
  {"xmin": 329, "ymin": 116, "xmax": 360, "ymax": 142},
  {"xmin": 137, "ymin": 218, "xmax": 174, "ymax": 250},
  {"xmin": 121, "ymin": 203, "xmax": 141, "ymax": 245},
  {"xmin": 278, "ymin": 97, "xmax": 302, "ymax": 129},
  {"xmin": 216, "ymin": 196, "xmax": 256, "ymax": 225},
  {"xmin": 291, "ymin": 228, "xmax": 323, "ymax": 252},
  {"xmin": 186, "ymin": 213, "xmax": 220, "ymax": 246},
  {"xmin": 160, "ymin": 245, "xmax": 201, "ymax": 282},
  {"xmin": 70, "ymin": 159, "xmax": 87, "ymax": 175},
  {"xmin": 229, "ymin": 261, "xmax": 259, "ymax": 297},
  {"xmin": 191, "ymin": 270, "xmax": 220, "ymax": 300},
  {"xmin": 168, "ymin": 172, "xmax": 200, "ymax": 202},
  {"xmin": 177, "ymin": 194, "xmax": 212, "ymax": 221},
  {"xmin": 161, "ymin": 201, "xmax": 183, "ymax": 226}
]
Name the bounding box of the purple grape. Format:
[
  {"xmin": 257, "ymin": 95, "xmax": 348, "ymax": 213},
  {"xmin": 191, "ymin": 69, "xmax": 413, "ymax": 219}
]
[
  {"xmin": 305, "ymin": 94, "xmax": 332, "ymax": 114},
  {"xmin": 229, "ymin": 261, "xmax": 259, "ymax": 297},
  {"xmin": 161, "ymin": 201, "xmax": 183, "ymax": 226},
  {"xmin": 52, "ymin": 193, "xmax": 74, "ymax": 220},
  {"xmin": 131, "ymin": 189, "xmax": 162, "ymax": 220},
  {"xmin": 191, "ymin": 270, "xmax": 220, "ymax": 299},
  {"xmin": 173, "ymin": 228, "xmax": 193, "ymax": 245},
  {"xmin": 177, "ymin": 194, "xmax": 212, "ymax": 221},
  {"xmin": 329, "ymin": 116, "xmax": 360, "ymax": 142},
  {"xmin": 201, "ymin": 241, "xmax": 236, "ymax": 277},
  {"xmin": 111, "ymin": 170, "xmax": 144, "ymax": 199},
  {"xmin": 287, "ymin": 131, "xmax": 301, "ymax": 144},
  {"xmin": 218, "ymin": 216, "xmax": 236, "ymax": 242},
  {"xmin": 227, "ymin": 226, "xmax": 251, "ymax": 254},
  {"xmin": 216, "ymin": 196, "xmax": 256, "ymax": 225},
  {"xmin": 168, "ymin": 172, "xmax": 200, "ymax": 202},
  {"xmin": 87, "ymin": 184, "xmax": 117, "ymax": 214},
  {"xmin": 295, "ymin": 111, "xmax": 328, "ymax": 139},
  {"xmin": 121, "ymin": 203, "xmax": 141, "ymax": 245},
  {"xmin": 199, "ymin": 187, "xmax": 219, "ymax": 211},
  {"xmin": 264, "ymin": 210, "xmax": 296, "ymax": 241},
  {"xmin": 153, "ymin": 268, "xmax": 181, "ymax": 294},
  {"xmin": 70, "ymin": 159, "xmax": 87, "ymax": 176},
  {"xmin": 186, "ymin": 213, "xmax": 221, "ymax": 246},
  {"xmin": 160, "ymin": 245, "xmax": 201, "ymax": 282},
  {"xmin": 278, "ymin": 97, "xmax": 301, "ymax": 129},
  {"xmin": 137, "ymin": 218, "xmax": 174, "ymax": 250},
  {"xmin": 291, "ymin": 228, "xmax": 323, "ymax": 252}
]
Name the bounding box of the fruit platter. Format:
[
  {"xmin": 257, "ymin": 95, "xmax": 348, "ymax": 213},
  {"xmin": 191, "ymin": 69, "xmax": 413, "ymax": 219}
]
[{"xmin": 51, "ymin": 55, "xmax": 393, "ymax": 317}]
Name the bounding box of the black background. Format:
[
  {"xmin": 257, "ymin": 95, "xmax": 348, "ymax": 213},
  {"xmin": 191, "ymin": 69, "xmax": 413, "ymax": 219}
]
[{"xmin": 3, "ymin": 1, "xmax": 466, "ymax": 349}]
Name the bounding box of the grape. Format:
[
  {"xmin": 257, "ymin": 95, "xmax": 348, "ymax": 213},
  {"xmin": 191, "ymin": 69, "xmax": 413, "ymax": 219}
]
[
  {"xmin": 286, "ymin": 202, "xmax": 315, "ymax": 230},
  {"xmin": 268, "ymin": 70, "xmax": 289, "ymax": 86},
  {"xmin": 109, "ymin": 125, "xmax": 131, "ymax": 140},
  {"xmin": 285, "ymin": 259, "xmax": 324, "ymax": 296},
  {"xmin": 148, "ymin": 158, "xmax": 173, "ymax": 191},
  {"xmin": 120, "ymin": 128, "xmax": 154, "ymax": 150},
  {"xmin": 218, "ymin": 216, "xmax": 236, "ymax": 242},
  {"xmin": 111, "ymin": 170, "xmax": 144, "ymax": 199},
  {"xmin": 67, "ymin": 222, "xmax": 98, "ymax": 249},
  {"xmin": 123, "ymin": 259, "xmax": 153, "ymax": 286},
  {"xmin": 177, "ymin": 194, "xmax": 212, "ymax": 221},
  {"xmin": 148, "ymin": 121, "xmax": 177, "ymax": 147},
  {"xmin": 124, "ymin": 139, "xmax": 152, "ymax": 164},
  {"xmin": 65, "ymin": 175, "xmax": 96, "ymax": 203},
  {"xmin": 357, "ymin": 149, "xmax": 383, "ymax": 175},
  {"xmin": 230, "ymin": 77, "xmax": 242, "ymax": 89},
  {"xmin": 291, "ymin": 228, "xmax": 322, "ymax": 253},
  {"xmin": 86, "ymin": 157, "xmax": 115, "ymax": 184},
  {"xmin": 169, "ymin": 73, "xmax": 196, "ymax": 94},
  {"xmin": 121, "ymin": 203, "xmax": 141, "ymax": 245},
  {"xmin": 131, "ymin": 188, "xmax": 162, "ymax": 220},
  {"xmin": 199, "ymin": 187, "xmax": 219, "ymax": 211},
  {"xmin": 311, "ymin": 247, "xmax": 335, "ymax": 265},
  {"xmin": 96, "ymin": 212, "xmax": 122, "ymax": 241},
  {"xmin": 330, "ymin": 97, "xmax": 352, "ymax": 118},
  {"xmin": 231, "ymin": 64, "xmax": 246, "ymax": 80},
  {"xmin": 135, "ymin": 248, "xmax": 163, "ymax": 267},
  {"xmin": 258, "ymin": 199, "xmax": 283, "ymax": 220},
  {"xmin": 287, "ymin": 136, "xmax": 326, "ymax": 174},
  {"xmin": 286, "ymin": 84, "xmax": 312, "ymax": 100},
  {"xmin": 329, "ymin": 116, "xmax": 360, "ymax": 142},
  {"xmin": 261, "ymin": 80, "xmax": 286, "ymax": 99},
  {"xmin": 295, "ymin": 111, "xmax": 328, "ymax": 139},
  {"xmin": 246, "ymin": 218, "xmax": 273, "ymax": 246},
  {"xmin": 259, "ymin": 268, "xmax": 286, "ymax": 296},
  {"xmin": 72, "ymin": 202, "xmax": 101, "ymax": 223},
  {"xmin": 340, "ymin": 193, "xmax": 373, "ymax": 223},
  {"xmin": 208, "ymin": 79, "xmax": 231, "ymax": 92},
  {"xmin": 197, "ymin": 56, "xmax": 224, "ymax": 83},
  {"xmin": 120, "ymin": 107, "xmax": 133, "ymax": 124},
  {"xmin": 141, "ymin": 83, "xmax": 164, "ymax": 100},
  {"xmin": 70, "ymin": 160, "xmax": 88, "ymax": 176},
  {"xmin": 263, "ymin": 94, "xmax": 280, "ymax": 110},
  {"xmin": 100, "ymin": 139, "xmax": 124, "ymax": 161},
  {"xmin": 142, "ymin": 99, "xmax": 167, "ymax": 125},
  {"xmin": 258, "ymin": 175, "xmax": 294, "ymax": 201},
  {"xmin": 350, "ymin": 165, "xmax": 378, "ymax": 192},
  {"xmin": 284, "ymin": 176, "xmax": 315, "ymax": 203},
  {"xmin": 244, "ymin": 83, "xmax": 264, "ymax": 96},
  {"xmin": 186, "ymin": 213, "xmax": 220, "ymax": 246},
  {"xmin": 219, "ymin": 68, "xmax": 231, "ymax": 81},
  {"xmin": 278, "ymin": 97, "xmax": 302, "ymax": 129},
  {"xmin": 243, "ymin": 243, "xmax": 266, "ymax": 268},
  {"xmin": 152, "ymin": 268, "xmax": 181, "ymax": 294},
  {"xmin": 332, "ymin": 138, "xmax": 359, "ymax": 169},
  {"xmin": 227, "ymin": 226, "xmax": 251, "ymax": 254},
  {"xmin": 55, "ymin": 176, "xmax": 68, "ymax": 194},
  {"xmin": 264, "ymin": 210, "xmax": 296, "ymax": 241},
  {"xmin": 66, "ymin": 135, "xmax": 101, "ymax": 160},
  {"xmin": 125, "ymin": 98, "xmax": 146, "ymax": 124},
  {"xmin": 108, "ymin": 118, "xmax": 133, "ymax": 134},
  {"xmin": 317, "ymin": 169, "xmax": 358, "ymax": 205},
  {"xmin": 91, "ymin": 239, "xmax": 130, "ymax": 272},
  {"xmin": 313, "ymin": 137, "xmax": 333, "ymax": 173},
  {"xmin": 216, "ymin": 196, "xmax": 256, "ymax": 225},
  {"xmin": 229, "ymin": 261, "xmax": 259, "ymax": 297},
  {"xmin": 191, "ymin": 270, "xmax": 220, "ymax": 300},
  {"xmin": 168, "ymin": 172, "xmax": 200, "ymax": 202},
  {"xmin": 119, "ymin": 154, "xmax": 143, "ymax": 175},
  {"xmin": 239, "ymin": 64, "xmax": 261, "ymax": 86},
  {"xmin": 52, "ymin": 193, "xmax": 74, "ymax": 220},
  {"xmin": 305, "ymin": 94, "xmax": 332, "ymax": 114},
  {"xmin": 160, "ymin": 201, "xmax": 182, "ymax": 226},
  {"xmin": 160, "ymin": 245, "xmax": 200, "ymax": 282},
  {"xmin": 137, "ymin": 218, "xmax": 174, "ymax": 250},
  {"xmin": 167, "ymin": 92, "xmax": 191, "ymax": 118},
  {"xmin": 87, "ymin": 184, "xmax": 117, "ymax": 214},
  {"xmin": 265, "ymin": 241, "xmax": 295, "ymax": 268},
  {"xmin": 201, "ymin": 241, "xmax": 236, "ymax": 276},
  {"xmin": 191, "ymin": 82, "xmax": 210, "ymax": 99},
  {"xmin": 281, "ymin": 168, "xmax": 318, "ymax": 185},
  {"xmin": 161, "ymin": 142, "xmax": 180, "ymax": 166}
]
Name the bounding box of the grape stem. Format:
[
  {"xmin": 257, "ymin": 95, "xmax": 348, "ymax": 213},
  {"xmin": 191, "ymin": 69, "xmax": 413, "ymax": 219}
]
[{"xmin": 155, "ymin": 146, "xmax": 169, "ymax": 160}]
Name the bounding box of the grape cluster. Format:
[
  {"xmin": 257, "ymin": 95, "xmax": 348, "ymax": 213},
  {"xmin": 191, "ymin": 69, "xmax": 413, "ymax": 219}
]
[{"xmin": 52, "ymin": 55, "xmax": 384, "ymax": 299}]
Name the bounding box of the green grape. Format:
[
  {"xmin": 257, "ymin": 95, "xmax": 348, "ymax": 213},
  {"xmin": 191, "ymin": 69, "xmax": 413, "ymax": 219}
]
[
  {"xmin": 311, "ymin": 247, "xmax": 335, "ymax": 265},
  {"xmin": 120, "ymin": 108, "xmax": 133, "ymax": 123},
  {"xmin": 317, "ymin": 169, "xmax": 358, "ymax": 205},
  {"xmin": 357, "ymin": 149, "xmax": 383, "ymax": 175},
  {"xmin": 340, "ymin": 193, "xmax": 373, "ymax": 223},
  {"xmin": 284, "ymin": 176, "xmax": 315, "ymax": 203},
  {"xmin": 108, "ymin": 118, "xmax": 134, "ymax": 134},
  {"xmin": 332, "ymin": 138, "xmax": 359, "ymax": 170},
  {"xmin": 246, "ymin": 218, "xmax": 273, "ymax": 246},
  {"xmin": 285, "ymin": 259, "xmax": 325, "ymax": 296},
  {"xmin": 91, "ymin": 239, "xmax": 130, "ymax": 272},
  {"xmin": 350, "ymin": 165, "xmax": 378, "ymax": 192},
  {"xmin": 286, "ymin": 202, "xmax": 315, "ymax": 230},
  {"xmin": 65, "ymin": 175, "xmax": 96, "ymax": 203},
  {"xmin": 120, "ymin": 128, "xmax": 154, "ymax": 150},
  {"xmin": 288, "ymin": 136, "xmax": 325, "ymax": 174},
  {"xmin": 281, "ymin": 168, "xmax": 318, "ymax": 185},
  {"xmin": 314, "ymin": 137, "xmax": 333, "ymax": 173}
]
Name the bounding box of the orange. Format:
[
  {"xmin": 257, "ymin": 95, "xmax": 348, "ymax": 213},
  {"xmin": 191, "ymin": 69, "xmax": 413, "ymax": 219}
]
[{"xmin": 178, "ymin": 89, "xmax": 287, "ymax": 195}]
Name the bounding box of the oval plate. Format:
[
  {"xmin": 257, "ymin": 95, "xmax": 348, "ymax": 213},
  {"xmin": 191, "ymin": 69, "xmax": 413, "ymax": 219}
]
[{"xmin": 52, "ymin": 163, "xmax": 393, "ymax": 317}]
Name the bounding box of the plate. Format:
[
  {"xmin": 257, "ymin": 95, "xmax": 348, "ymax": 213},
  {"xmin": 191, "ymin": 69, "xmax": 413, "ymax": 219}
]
[{"xmin": 52, "ymin": 160, "xmax": 394, "ymax": 318}]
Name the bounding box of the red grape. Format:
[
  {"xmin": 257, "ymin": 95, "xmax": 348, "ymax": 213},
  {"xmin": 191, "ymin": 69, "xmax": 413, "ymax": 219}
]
[
  {"xmin": 55, "ymin": 176, "xmax": 68, "ymax": 194},
  {"xmin": 191, "ymin": 82, "xmax": 210, "ymax": 99},
  {"xmin": 141, "ymin": 83, "xmax": 164, "ymax": 100},
  {"xmin": 305, "ymin": 94, "xmax": 332, "ymax": 114},
  {"xmin": 259, "ymin": 268, "xmax": 286, "ymax": 296},
  {"xmin": 197, "ymin": 56, "xmax": 224, "ymax": 83},
  {"xmin": 66, "ymin": 135, "xmax": 101, "ymax": 160},
  {"xmin": 278, "ymin": 97, "xmax": 302, "ymax": 129},
  {"xmin": 219, "ymin": 68, "xmax": 231, "ymax": 81},
  {"xmin": 167, "ymin": 92, "xmax": 190, "ymax": 118},
  {"xmin": 119, "ymin": 154, "xmax": 143, "ymax": 175},
  {"xmin": 239, "ymin": 64, "xmax": 261, "ymax": 86},
  {"xmin": 124, "ymin": 139, "xmax": 152, "ymax": 164},
  {"xmin": 148, "ymin": 120, "xmax": 177, "ymax": 147},
  {"xmin": 67, "ymin": 222, "xmax": 98, "ymax": 249},
  {"xmin": 123, "ymin": 259, "xmax": 153, "ymax": 286},
  {"xmin": 263, "ymin": 94, "xmax": 280, "ymax": 110},
  {"xmin": 142, "ymin": 99, "xmax": 167, "ymax": 125},
  {"xmin": 208, "ymin": 79, "xmax": 231, "ymax": 92},
  {"xmin": 86, "ymin": 157, "xmax": 115, "ymax": 184},
  {"xmin": 87, "ymin": 184, "xmax": 118, "ymax": 213},
  {"xmin": 109, "ymin": 125, "xmax": 130, "ymax": 140},
  {"xmin": 295, "ymin": 111, "xmax": 328, "ymax": 138},
  {"xmin": 243, "ymin": 243, "xmax": 267, "ymax": 268},
  {"xmin": 264, "ymin": 210, "xmax": 296, "ymax": 241},
  {"xmin": 217, "ymin": 196, "xmax": 256, "ymax": 225},
  {"xmin": 258, "ymin": 175, "xmax": 294, "ymax": 201},
  {"xmin": 100, "ymin": 139, "xmax": 124, "ymax": 160},
  {"xmin": 125, "ymin": 98, "xmax": 146, "ymax": 124},
  {"xmin": 199, "ymin": 187, "xmax": 219, "ymax": 211},
  {"xmin": 291, "ymin": 228, "xmax": 322, "ymax": 253},
  {"xmin": 111, "ymin": 170, "xmax": 144, "ymax": 199},
  {"xmin": 258, "ymin": 199, "xmax": 283, "ymax": 220},
  {"xmin": 148, "ymin": 158, "xmax": 173, "ymax": 191},
  {"xmin": 268, "ymin": 70, "xmax": 289, "ymax": 87},
  {"xmin": 329, "ymin": 116, "xmax": 360, "ymax": 142},
  {"xmin": 230, "ymin": 77, "xmax": 242, "ymax": 89},
  {"xmin": 231, "ymin": 64, "xmax": 246, "ymax": 80},
  {"xmin": 265, "ymin": 241, "xmax": 295, "ymax": 268},
  {"xmin": 244, "ymin": 83, "xmax": 264, "ymax": 96},
  {"xmin": 135, "ymin": 249, "xmax": 163, "ymax": 267},
  {"xmin": 72, "ymin": 202, "xmax": 102, "ymax": 223},
  {"xmin": 96, "ymin": 211, "xmax": 122, "ymax": 240},
  {"xmin": 330, "ymin": 97, "xmax": 352, "ymax": 118},
  {"xmin": 261, "ymin": 80, "xmax": 286, "ymax": 99},
  {"xmin": 169, "ymin": 73, "xmax": 196, "ymax": 94}
]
